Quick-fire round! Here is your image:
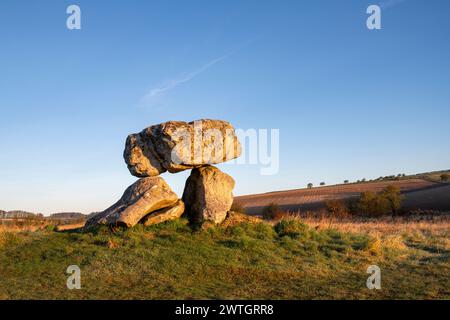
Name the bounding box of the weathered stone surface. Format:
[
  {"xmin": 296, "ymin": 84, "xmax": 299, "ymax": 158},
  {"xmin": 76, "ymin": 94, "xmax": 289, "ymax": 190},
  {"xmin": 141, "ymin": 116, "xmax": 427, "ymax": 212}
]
[
  {"xmin": 140, "ymin": 199, "xmax": 185, "ymax": 226},
  {"xmin": 85, "ymin": 177, "xmax": 178, "ymax": 228},
  {"xmin": 182, "ymin": 165, "xmax": 235, "ymax": 224},
  {"xmin": 124, "ymin": 133, "xmax": 166, "ymax": 177},
  {"xmin": 124, "ymin": 119, "xmax": 241, "ymax": 177}
]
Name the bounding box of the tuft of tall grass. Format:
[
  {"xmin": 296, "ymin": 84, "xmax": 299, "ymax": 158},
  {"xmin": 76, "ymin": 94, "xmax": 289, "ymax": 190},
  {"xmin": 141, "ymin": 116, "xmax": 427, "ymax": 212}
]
[{"xmin": 274, "ymin": 218, "xmax": 309, "ymax": 238}]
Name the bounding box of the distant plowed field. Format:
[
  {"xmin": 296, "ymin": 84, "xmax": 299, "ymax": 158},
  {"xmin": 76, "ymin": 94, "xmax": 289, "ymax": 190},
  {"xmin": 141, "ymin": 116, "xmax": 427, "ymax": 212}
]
[
  {"xmin": 234, "ymin": 179, "xmax": 449, "ymax": 214},
  {"xmin": 403, "ymin": 184, "xmax": 450, "ymax": 211}
]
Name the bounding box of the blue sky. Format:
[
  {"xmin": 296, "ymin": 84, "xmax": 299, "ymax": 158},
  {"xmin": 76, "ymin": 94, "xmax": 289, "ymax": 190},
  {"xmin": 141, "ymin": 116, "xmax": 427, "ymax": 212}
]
[{"xmin": 0, "ymin": 0, "xmax": 449, "ymax": 215}]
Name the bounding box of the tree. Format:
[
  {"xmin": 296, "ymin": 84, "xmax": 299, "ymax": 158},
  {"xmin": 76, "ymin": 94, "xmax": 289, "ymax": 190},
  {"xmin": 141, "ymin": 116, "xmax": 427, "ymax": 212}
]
[
  {"xmin": 357, "ymin": 191, "xmax": 390, "ymax": 216},
  {"xmin": 325, "ymin": 199, "xmax": 347, "ymax": 219},
  {"xmin": 361, "ymin": 178, "xmax": 366, "ymax": 182},
  {"xmin": 440, "ymin": 173, "xmax": 450, "ymax": 182},
  {"xmin": 262, "ymin": 203, "xmax": 284, "ymax": 220},
  {"xmin": 320, "ymin": 182, "xmax": 326, "ymax": 186},
  {"xmin": 380, "ymin": 185, "xmax": 403, "ymax": 216},
  {"xmin": 358, "ymin": 191, "xmax": 377, "ymax": 215},
  {"xmin": 356, "ymin": 185, "xmax": 403, "ymax": 216},
  {"xmin": 344, "ymin": 180, "xmax": 349, "ymax": 184},
  {"xmin": 307, "ymin": 183, "xmax": 313, "ymax": 189}
]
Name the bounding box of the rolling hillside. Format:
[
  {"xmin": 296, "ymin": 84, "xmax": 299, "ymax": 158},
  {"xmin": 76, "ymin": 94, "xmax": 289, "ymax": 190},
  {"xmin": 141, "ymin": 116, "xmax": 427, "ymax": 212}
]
[{"xmin": 235, "ymin": 178, "xmax": 450, "ymax": 215}]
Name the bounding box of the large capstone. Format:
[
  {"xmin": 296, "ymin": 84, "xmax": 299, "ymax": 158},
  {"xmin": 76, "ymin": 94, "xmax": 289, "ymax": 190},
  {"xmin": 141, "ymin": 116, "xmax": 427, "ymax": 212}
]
[
  {"xmin": 182, "ymin": 165, "xmax": 235, "ymax": 225},
  {"xmin": 124, "ymin": 119, "xmax": 241, "ymax": 177}
]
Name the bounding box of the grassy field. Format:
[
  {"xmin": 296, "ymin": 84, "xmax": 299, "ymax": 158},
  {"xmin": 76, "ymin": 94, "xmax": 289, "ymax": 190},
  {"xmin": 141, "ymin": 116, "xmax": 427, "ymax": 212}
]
[{"xmin": 0, "ymin": 214, "xmax": 448, "ymax": 300}]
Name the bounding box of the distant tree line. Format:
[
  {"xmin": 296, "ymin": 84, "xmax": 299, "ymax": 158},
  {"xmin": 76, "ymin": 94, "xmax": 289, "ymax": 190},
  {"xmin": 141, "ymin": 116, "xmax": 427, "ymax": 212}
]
[
  {"xmin": 306, "ymin": 173, "xmax": 408, "ymax": 189},
  {"xmin": 0, "ymin": 210, "xmax": 44, "ymax": 220}
]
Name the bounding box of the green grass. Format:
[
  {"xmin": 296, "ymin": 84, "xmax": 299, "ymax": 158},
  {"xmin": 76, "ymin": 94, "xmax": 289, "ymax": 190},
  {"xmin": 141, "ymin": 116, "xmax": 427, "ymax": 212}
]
[{"xmin": 0, "ymin": 218, "xmax": 448, "ymax": 299}]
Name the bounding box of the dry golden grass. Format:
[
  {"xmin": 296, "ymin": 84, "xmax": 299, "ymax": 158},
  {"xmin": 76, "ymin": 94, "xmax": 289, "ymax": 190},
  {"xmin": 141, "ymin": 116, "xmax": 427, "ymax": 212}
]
[
  {"xmin": 298, "ymin": 214, "xmax": 450, "ymax": 256},
  {"xmin": 302, "ymin": 216, "xmax": 450, "ymax": 236},
  {"xmin": 0, "ymin": 223, "xmax": 50, "ymax": 249},
  {"xmin": 220, "ymin": 211, "xmax": 263, "ymax": 228},
  {"xmin": 0, "ymin": 227, "xmax": 6, "ymax": 248},
  {"xmin": 55, "ymin": 221, "xmax": 86, "ymax": 232},
  {"xmin": 0, "ymin": 223, "xmax": 46, "ymax": 233},
  {"xmin": 260, "ymin": 211, "xmax": 450, "ymax": 258},
  {"xmin": 1, "ymin": 226, "xmax": 16, "ymax": 248}
]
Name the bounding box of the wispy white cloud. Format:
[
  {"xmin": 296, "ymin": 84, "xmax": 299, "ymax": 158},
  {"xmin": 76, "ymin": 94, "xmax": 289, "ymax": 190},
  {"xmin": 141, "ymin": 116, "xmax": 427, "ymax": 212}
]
[
  {"xmin": 142, "ymin": 54, "xmax": 228, "ymax": 102},
  {"xmin": 140, "ymin": 37, "xmax": 261, "ymax": 107}
]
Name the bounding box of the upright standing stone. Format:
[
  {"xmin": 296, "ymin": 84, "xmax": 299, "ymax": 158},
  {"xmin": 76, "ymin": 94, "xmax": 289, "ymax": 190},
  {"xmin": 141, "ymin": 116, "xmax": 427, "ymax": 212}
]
[{"xmin": 182, "ymin": 165, "xmax": 235, "ymax": 224}]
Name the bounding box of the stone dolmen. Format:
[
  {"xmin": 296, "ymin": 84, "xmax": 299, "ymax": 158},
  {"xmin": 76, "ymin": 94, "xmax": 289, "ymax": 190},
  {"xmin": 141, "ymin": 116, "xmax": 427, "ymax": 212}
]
[{"xmin": 85, "ymin": 119, "xmax": 241, "ymax": 229}]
